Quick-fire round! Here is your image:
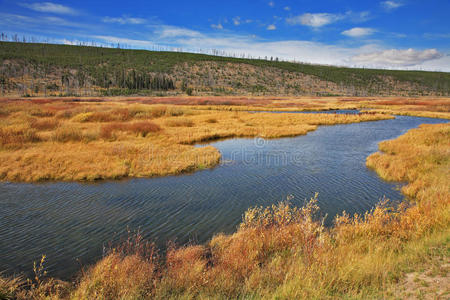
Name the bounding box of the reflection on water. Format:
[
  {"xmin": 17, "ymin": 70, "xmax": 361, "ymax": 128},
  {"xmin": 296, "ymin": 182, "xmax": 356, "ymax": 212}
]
[{"xmin": 0, "ymin": 115, "xmax": 447, "ymax": 279}]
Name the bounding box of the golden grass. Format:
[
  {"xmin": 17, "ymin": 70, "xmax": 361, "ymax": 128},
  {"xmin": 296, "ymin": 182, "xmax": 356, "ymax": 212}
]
[
  {"xmin": 367, "ymin": 123, "xmax": 450, "ymax": 202},
  {"xmin": 0, "ymin": 99, "xmax": 393, "ymax": 182},
  {"xmin": 164, "ymin": 117, "xmax": 194, "ymax": 127},
  {"xmin": 74, "ymin": 232, "xmax": 159, "ymax": 300},
  {"xmin": 1, "ymin": 121, "xmax": 449, "ymax": 299}
]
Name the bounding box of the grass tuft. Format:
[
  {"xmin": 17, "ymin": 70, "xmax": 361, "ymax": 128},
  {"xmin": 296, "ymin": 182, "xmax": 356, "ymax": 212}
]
[{"xmin": 164, "ymin": 118, "xmax": 194, "ymax": 127}]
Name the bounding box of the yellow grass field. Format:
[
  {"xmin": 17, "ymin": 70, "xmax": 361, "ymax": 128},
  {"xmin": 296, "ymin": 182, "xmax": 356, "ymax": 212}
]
[{"xmin": 0, "ymin": 97, "xmax": 400, "ymax": 182}]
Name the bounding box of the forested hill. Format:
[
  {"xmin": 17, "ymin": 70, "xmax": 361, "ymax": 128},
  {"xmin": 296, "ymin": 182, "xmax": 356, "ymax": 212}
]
[{"xmin": 0, "ymin": 41, "xmax": 449, "ymax": 97}]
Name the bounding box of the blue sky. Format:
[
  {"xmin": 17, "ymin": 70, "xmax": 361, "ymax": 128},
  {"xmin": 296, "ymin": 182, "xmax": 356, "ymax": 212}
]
[{"xmin": 1, "ymin": 0, "xmax": 449, "ymax": 71}]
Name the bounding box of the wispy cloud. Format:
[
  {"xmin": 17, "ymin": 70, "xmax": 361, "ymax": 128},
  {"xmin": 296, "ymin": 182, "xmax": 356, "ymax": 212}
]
[
  {"xmin": 286, "ymin": 13, "xmax": 344, "ymax": 28},
  {"xmin": 211, "ymin": 23, "xmax": 223, "ymax": 30},
  {"xmin": 102, "ymin": 16, "xmax": 146, "ymax": 25},
  {"xmin": 268, "ymin": 1, "xmax": 275, "ymax": 7},
  {"xmin": 156, "ymin": 26, "xmax": 202, "ymax": 38},
  {"xmin": 231, "ymin": 17, "xmax": 252, "ymax": 26},
  {"xmin": 348, "ymin": 11, "xmax": 371, "ymax": 23},
  {"xmin": 284, "ymin": 6, "xmax": 291, "ymax": 11},
  {"xmin": 351, "ymin": 48, "xmax": 443, "ymax": 67},
  {"xmin": 342, "ymin": 27, "xmax": 376, "ymax": 38},
  {"xmin": 423, "ymin": 32, "xmax": 450, "ymax": 39},
  {"xmin": 0, "ymin": 12, "xmax": 87, "ymax": 28},
  {"xmin": 267, "ymin": 24, "xmax": 276, "ymax": 30},
  {"xmin": 381, "ymin": 1, "xmax": 404, "ymax": 11},
  {"xmin": 286, "ymin": 11, "xmax": 370, "ymax": 28},
  {"xmin": 20, "ymin": 2, "xmax": 79, "ymax": 15}
]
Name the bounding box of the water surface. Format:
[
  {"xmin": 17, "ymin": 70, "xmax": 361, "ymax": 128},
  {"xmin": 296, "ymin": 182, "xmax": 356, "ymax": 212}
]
[{"xmin": 0, "ymin": 115, "xmax": 447, "ymax": 279}]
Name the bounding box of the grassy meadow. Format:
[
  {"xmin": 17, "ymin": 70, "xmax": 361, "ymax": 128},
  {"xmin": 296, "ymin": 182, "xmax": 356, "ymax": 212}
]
[{"xmin": 0, "ymin": 96, "xmax": 449, "ymax": 299}]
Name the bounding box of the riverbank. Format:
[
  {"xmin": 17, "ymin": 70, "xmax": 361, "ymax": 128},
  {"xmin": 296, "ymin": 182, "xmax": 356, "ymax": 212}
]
[{"xmin": 1, "ymin": 119, "xmax": 448, "ymax": 299}]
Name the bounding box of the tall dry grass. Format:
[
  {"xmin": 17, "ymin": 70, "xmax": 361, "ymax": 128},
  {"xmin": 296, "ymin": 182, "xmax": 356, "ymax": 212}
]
[{"xmin": 0, "ymin": 127, "xmax": 40, "ymax": 148}]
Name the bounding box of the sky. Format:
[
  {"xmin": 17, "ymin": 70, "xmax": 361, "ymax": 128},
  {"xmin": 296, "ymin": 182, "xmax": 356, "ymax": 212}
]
[{"xmin": 1, "ymin": 0, "xmax": 449, "ymax": 71}]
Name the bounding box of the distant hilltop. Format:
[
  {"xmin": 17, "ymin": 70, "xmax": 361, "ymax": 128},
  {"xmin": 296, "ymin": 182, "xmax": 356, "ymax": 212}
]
[{"xmin": 0, "ymin": 41, "xmax": 449, "ymax": 97}]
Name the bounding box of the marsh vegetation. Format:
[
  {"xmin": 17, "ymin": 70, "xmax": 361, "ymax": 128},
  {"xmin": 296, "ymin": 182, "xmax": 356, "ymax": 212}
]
[
  {"xmin": 0, "ymin": 97, "xmax": 397, "ymax": 182},
  {"xmin": 0, "ymin": 96, "xmax": 448, "ymax": 299}
]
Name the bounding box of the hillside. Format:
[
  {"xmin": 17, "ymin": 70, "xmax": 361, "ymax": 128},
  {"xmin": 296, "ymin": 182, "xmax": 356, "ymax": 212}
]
[{"xmin": 0, "ymin": 41, "xmax": 449, "ymax": 97}]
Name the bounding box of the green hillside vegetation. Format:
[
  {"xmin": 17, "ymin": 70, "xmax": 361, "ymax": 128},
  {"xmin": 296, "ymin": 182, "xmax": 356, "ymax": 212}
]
[{"xmin": 0, "ymin": 41, "xmax": 449, "ymax": 97}]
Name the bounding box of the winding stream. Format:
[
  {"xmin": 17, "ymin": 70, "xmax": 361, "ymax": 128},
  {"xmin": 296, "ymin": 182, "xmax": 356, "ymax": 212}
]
[{"xmin": 0, "ymin": 114, "xmax": 447, "ymax": 279}]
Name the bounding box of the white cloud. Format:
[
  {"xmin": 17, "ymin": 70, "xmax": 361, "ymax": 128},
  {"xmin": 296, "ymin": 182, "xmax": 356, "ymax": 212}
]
[
  {"xmin": 157, "ymin": 26, "xmax": 202, "ymax": 38},
  {"xmin": 102, "ymin": 16, "xmax": 146, "ymax": 25},
  {"xmin": 342, "ymin": 27, "xmax": 376, "ymax": 38},
  {"xmin": 286, "ymin": 13, "xmax": 344, "ymax": 28},
  {"xmin": 351, "ymin": 48, "xmax": 443, "ymax": 67},
  {"xmin": 267, "ymin": 24, "xmax": 276, "ymax": 30},
  {"xmin": 286, "ymin": 11, "xmax": 370, "ymax": 28},
  {"xmin": 381, "ymin": 1, "xmax": 404, "ymax": 11},
  {"xmin": 211, "ymin": 23, "xmax": 223, "ymax": 30},
  {"xmin": 84, "ymin": 31, "xmax": 449, "ymax": 71},
  {"xmin": 20, "ymin": 2, "xmax": 78, "ymax": 15},
  {"xmin": 168, "ymin": 34, "xmax": 372, "ymax": 66},
  {"xmin": 284, "ymin": 6, "xmax": 291, "ymax": 11},
  {"xmin": 233, "ymin": 17, "xmax": 241, "ymax": 26},
  {"xmin": 268, "ymin": 1, "xmax": 275, "ymax": 7}
]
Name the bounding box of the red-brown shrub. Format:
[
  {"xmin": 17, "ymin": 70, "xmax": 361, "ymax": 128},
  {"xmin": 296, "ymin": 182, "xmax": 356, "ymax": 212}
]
[
  {"xmin": 0, "ymin": 128, "xmax": 41, "ymax": 147},
  {"xmin": 29, "ymin": 118, "xmax": 60, "ymax": 130},
  {"xmin": 100, "ymin": 121, "xmax": 161, "ymax": 139}
]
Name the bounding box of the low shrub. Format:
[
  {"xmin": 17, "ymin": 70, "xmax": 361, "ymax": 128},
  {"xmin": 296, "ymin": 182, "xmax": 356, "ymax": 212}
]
[
  {"xmin": 127, "ymin": 121, "xmax": 161, "ymax": 136},
  {"xmin": 100, "ymin": 121, "xmax": 161, "ymax": 139}
]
